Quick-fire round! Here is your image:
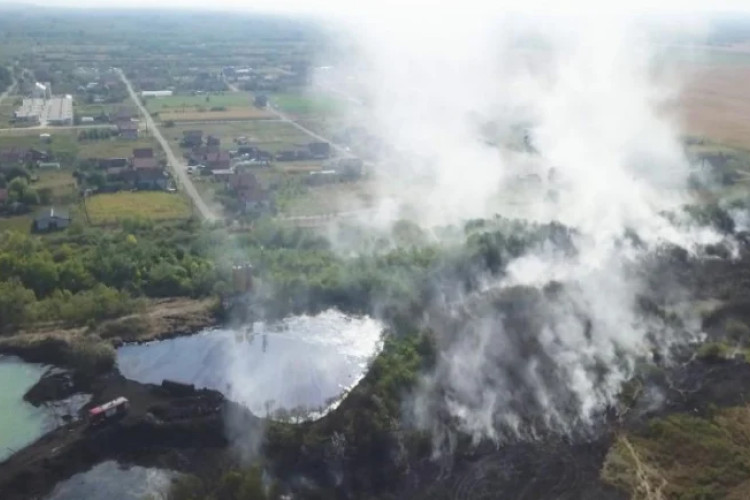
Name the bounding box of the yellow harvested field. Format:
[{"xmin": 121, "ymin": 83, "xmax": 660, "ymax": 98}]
[
  {"xmin": 85, "ymin": 191, "xmax": 191, "ymax": 223},
  {"xmin": 678, "ymin": 62, "xmax": 750, "ymax": 149},
  {"xmin": 160, "ymin": 107, "xmax": 275, "ymax": 122}
]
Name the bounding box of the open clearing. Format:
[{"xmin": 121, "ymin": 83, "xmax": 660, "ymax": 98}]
[
  {"xmin": 0, "ymin": 129, "xmax": 160, "ymax": 162},
  {"xmin": 165, "ymin": 120, "xmax": 318, "ymax": 154},
  {"xmin": 271, "ymin": 91, "xmax": 345, "ymax": 117},
  {"xmin": 77, "ymin": 136, "xmax": 160, "ymax": 159},
  {"xmin": 0, "ymin": 214, "xmax": 33, "ymax": 234},
  {"xmin": 159, "ymin": 107, "xmax": 274, "ymax": 122},
  {"xmin": 85, "ymin": 191, "xmax": 191, "ymax": 224},
  {"xmin": 145, "ymin": 93, "xmax": 254, "ymax": 113},
  {"xmin": 33, "ymin": 169, "xmax": 78, "ymax": 204}
]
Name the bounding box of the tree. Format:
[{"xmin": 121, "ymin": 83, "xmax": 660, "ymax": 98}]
[
  {"xmin": 21, "ymin": 187, "xmax": 39, "ymax": 205},
  {"xmin": 0, "ymin": 279, "xmax": 36, "ymax": 331},
  {"xmin": 87, "ymin": 171, "xmax": 106, "ymax": 189}
]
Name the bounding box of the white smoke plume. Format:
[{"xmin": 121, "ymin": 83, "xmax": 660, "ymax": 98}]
[{"xmin": 317, "ymin": 9, "xmax": 720, "ymax": 445}]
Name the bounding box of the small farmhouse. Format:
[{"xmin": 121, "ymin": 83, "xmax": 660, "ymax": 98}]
[{"xmin": 34, "ymin": 207, "xmax": 71, "ymax": 232}]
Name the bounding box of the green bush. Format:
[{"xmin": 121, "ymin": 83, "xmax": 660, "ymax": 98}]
[{"xmin": 697, "ymin": 342, "xmax": 731, "ymax": 362}]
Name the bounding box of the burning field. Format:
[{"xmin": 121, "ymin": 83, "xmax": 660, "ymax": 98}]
[{"xmin": 7, "ymin": 8, "xmax": 750, "ymax": 500}]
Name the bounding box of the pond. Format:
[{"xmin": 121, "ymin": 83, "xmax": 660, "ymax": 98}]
[
  {"xmin": 117, "ymin": 309, "xmax": 384, "ymax": 419},
  {"xmin": 45, "ymin": 461, "xmax": 177, "ymax": 500},
  {"xmin": 0, "ymin": 356, "xmax": 91, "ymax": 462},
  {"xmin": 0, "ymin": 356, "xmax": 49, "ymax": 461}
]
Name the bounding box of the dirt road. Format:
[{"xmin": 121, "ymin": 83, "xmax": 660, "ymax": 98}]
[
  {"xmin": 266, "ymin": 104, "xmax": 354, "ymax": 158},
  {"xmin": 223, "ymin": 73, "xmax": 355, "ymax": 158},
  {"xmin": 116, "ymin": 69, "xmax": 219, "ymax": 222}
]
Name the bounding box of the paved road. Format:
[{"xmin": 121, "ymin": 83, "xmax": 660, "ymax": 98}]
[{"xmin": 116, "ymin": 69, "xmax": 219, "ymax": 222}]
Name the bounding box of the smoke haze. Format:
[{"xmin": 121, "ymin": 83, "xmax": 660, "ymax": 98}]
[{"xmin": 318, "ymin": 10, "xmax": 722, "ymax": 444}]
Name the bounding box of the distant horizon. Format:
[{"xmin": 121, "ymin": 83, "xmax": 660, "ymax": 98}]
[{"xmin": 3, "ymin": 0, "xmax": 750, "ymax": 16}]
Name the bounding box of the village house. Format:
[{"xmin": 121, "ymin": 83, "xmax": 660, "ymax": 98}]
[
  {"xmin": 132, "ymin": 157, "xmax": 160, "ymax": 170},
  {"xmin": 228, "ymin": 172, "xmax": 272, "ymax": 213},
  {"xmin": 33, "ymin": 207, "xmax": 71, "ymax": 232},
  {"xmin": 114, "ymin": 107, "xmax": 136, "ymax": 122},
  {"xmin": 133, "ymin": 148, "xmax": 154, "ymax": 159},
  {"xmin": 205, "ymin": 151, "xmax": 231, "ymax": 170},
  {"xmin": 182, "ymin": 130, "xmax": 204, "ymax": 148},
  {"xmin": 105, "ymin": 166, "xmax": 134, "ymax": 184},
  {"xmin": 117, "ymin": 121, "xmax": 139, "ymax": 140},
  {"xmin": 135, "ymin": 168, "xmax": 168, "ymax": 190},
  {"xmin": 98, "ymin": 158, "xmax": 129, "ymax": 169},
  {"xmin": 31, "ymin": 149, "xmax": 51, "ymax": 163},
  {"xmin": 211, "ymin": 168, "xmax": 234, "ymax": 182},
  {"xmin": 0, "ymin": 147, "xmax": 30, "ymax": 165},
  {"xmin": 309, "ymin": 142, "xmax": 331, "ymax": 159},
  {"xmin": 336, "ymin": 158, "xmax": 364, "ymax": 180}
]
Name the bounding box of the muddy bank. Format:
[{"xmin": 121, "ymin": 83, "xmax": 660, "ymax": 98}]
[
  {"xmin": 0, "ymin": 298, "xmax": 218, "ymax": 374},
  {"xmin": 0, "ymin": 370, "xmax": 259, "ymax": 500}
]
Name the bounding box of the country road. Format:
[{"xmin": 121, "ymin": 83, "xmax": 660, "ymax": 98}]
[
  {"xmin": 116, "ymin": 69, "xmax": 219, "ymax": 222},
  {"xmin": 223, "ymin": 74, "xmax": 355, "ymax": 159},
  {"xmin": 266, "ymin": 104, "xmax": 354, "ymax": 158}
]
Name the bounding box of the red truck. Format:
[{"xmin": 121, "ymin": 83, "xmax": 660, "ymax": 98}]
[{"xmin": 88, "ymin": 397, "xmax": 129, "ymax": 426}]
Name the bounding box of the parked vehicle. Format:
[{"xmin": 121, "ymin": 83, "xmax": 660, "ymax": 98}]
[{"xmin": 88, "ymin": 397, "xmax": 129, "ymax": 426}]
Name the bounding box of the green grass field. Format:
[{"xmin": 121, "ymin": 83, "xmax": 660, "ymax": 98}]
[
  {"xmin": 145, "ymin": 93, "xmax": 254, "ymax": 113},
  {"xmin": 0, "ymin": 215, "xmax": 33, "ymax": 234},
  {"xmin": 271, "ymin": 92, "xmax": 345, "ymax": 116},
  {"xmin": 0, "ymin": 131, "xmax": 78, "ymax": 159},
  {"xmin": 34, "ymin": 170, "xmax": 78, "ymax": 204},
  {"xmin": 85, "ymin": 191, "xmax": 192, "ymax": 224},
  {"xmin": 73, "ymin": 101, "xmax": 130, "ymax": 118},
  {"xmin": 164, "ymin": 120, "xmax": 315, "ymax": 154},
  {"xmin": 77, "ymin": 137, "xmax": 160, "ymax": 159},
  {"xmin": 0, "ymin": 129, "xmax": 160, "ymax": 162}
]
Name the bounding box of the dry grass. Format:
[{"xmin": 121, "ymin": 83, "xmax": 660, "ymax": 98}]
[
  {"xmin": 678, "ymin": 63, "xmax": 750, "ymax": 149},
  {"xmin": 602, "ymin": 406, "xmax": 750, "ymax": 499},
  {"xmin": 85, "ymin": 191, "xmax": 191, "ymax": 224},
  {"xmin": 160, "ymin": 107, "xmax": 274, "ymax": 122}
]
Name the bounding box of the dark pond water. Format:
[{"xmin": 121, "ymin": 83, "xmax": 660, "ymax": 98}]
[
  {"xmin": 44, "ymin": 461, "xmax": 177, "ymax": 500},
  {"xmin": 117, "ymin": 309, "xmax": 383, "ymax": 419},
  {"xmin": 0, "ymin": 355, "xmax": 91, "ymax": 462}
]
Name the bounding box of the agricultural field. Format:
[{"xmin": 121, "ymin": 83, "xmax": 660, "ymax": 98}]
[
  {"xmin": 164, "ymin": 120, "xmax": 319, "ymax": 154},
  {"xmin": 84, "ymin": 191, "xmax": 192, "ymax": 224},
  {"xmin": 0, "ymin": 128, "xmax": 161, "ymax": 162},
  {"xmin": 279, "ymin": 180, "xmax": 374, "ymax": 216},
  {"xmin": 159, "ymin": 108, "xmax": 273, "ymax": 122},
  {"xmin": 72, "ymin": 101, "xmax": 130, "ymax": 118},
  {"xmin": 145, "ymin": 92, "xmax": 275, "ymax": 122},
  {"xmin": 145, "ymin": 93, "xmax": 254, "ymax": 113},
  {"xmin": 678, "ymin": 49, "xmax": 750, "ymax": 150},
  {"xmin": 0, "ymin": 131, "xmax": 79, "ymax": 163},
  {"xmin": 76, "ymin": 136, "xmax": 161, "ymax": 159},
  {"xmin": 0, "ymin": 100, "xmax": 17, "ymax": 126},
  {"xmin": 271, "ymin": 91, "xmax": 346, "ymax": 117}
]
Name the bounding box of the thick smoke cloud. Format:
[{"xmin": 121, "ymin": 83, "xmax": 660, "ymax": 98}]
[{"xmin": 321, "ymin": 11, "xmax": 719, "ymax": 445}]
